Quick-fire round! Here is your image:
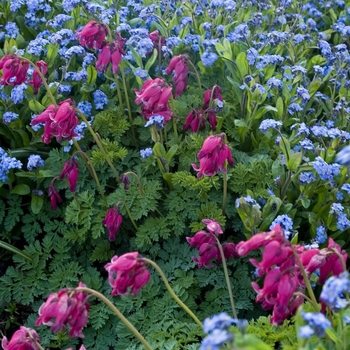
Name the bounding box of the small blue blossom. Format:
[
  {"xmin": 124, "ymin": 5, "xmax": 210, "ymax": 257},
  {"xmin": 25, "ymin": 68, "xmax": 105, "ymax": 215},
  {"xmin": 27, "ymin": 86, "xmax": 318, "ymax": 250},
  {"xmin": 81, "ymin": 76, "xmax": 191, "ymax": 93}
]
[
  {"xmin": 144, "ymin": 115, "xmax": 164, "ymax": 130},
  {"xmin": 299, "ymin": 172, "xmax": 316, "ymax": 185},
  {"xmin": 134, "ymin": 67, "xmax": 148, "ymax": 80},
  {"xmin": 298, "ymin": 325, "xmax": 315, "ymax": 339},
  {"xmin": 93, "ymin": 90, "xmax": 108, "ymax": 110},
  {"xmin": 201, "ymin": 51, "xmax": 219, "ymax": 66},
  {"xmin": 320, "ymin": 272, "xmax": 350, "ymax": 310},
  {"xmin": 10, "ymin": 84, "xmax": 27, "ymax": 104},
  {"xmin": 336, "ymin": 146, "xmax": 350, "ymax": 165},
  {"xmin": 32, "ymin": 190, "xmax": 44, "ymax": 196},
  {"xmin": 336, "ymin": 213, "xmax": 350, "ymax": 231},
  {"xmin": 315, "ymin": 226, "xmax": 327, "ymax": 244},
  {"xmin": 259, "ymin": 119, "xmax": 282, "ymax": 134},
  {"xmin": 341, "ymin": 184, "xmax": 350, "ymax": 193},
  {"xmin": 299, "ymin": 138, "xmax": 314, "ymax": 150},
  {"xmin": 27, "ymin": 155, "xmax": 45, "ymax": 171},
  {"xmin": 287, "ymin": 103, "xmax": 303, "ymax": 115},
  {"xmin": 58, "ymin": 84, "xmax": 72, "ymax": 94},
  {"xmin": 77, "ymin": 101, "xmax": 92, "ymax": 118},
  {"xmin": 270, "ymin": 214, "xmax": 293, "ymax": 238},
  {"xmin": 313, "ymin": 157, "xmax": 340, "ymax": 181},
  {"xmin": 5, "ymin": 22, "xmax": 19, "ymax": 38},
  {"xmin": 297, "ymin": 87, "xmax": 310, "ymax": 101},
  {"xmin": 2, "ymin": 112, "xmax": 19, "ymax": 124},
  {"xmin": 140, "ymin": 148, "xmax": 153, "ymax": 158},
  {"xmin": 301, "ymin": 312, "xmax": 331, "ymax": 337},
  {"xmin": 330, "ymin": 203, "xmax": 344, "ymax": 215},
  {"xmin": 336, "ymin": 191, "xmax": 344, "ymax": 201},
  {"xmin": 203, "ymin": 313, "xmax": 234, "ymax": 333},
  {"xmin": 235, "ymin": 195, "xmax": 261, "ymax": 209},
  {"xmin": 0, "ymin": 147, "xmax": 23, "ymax": 183}
]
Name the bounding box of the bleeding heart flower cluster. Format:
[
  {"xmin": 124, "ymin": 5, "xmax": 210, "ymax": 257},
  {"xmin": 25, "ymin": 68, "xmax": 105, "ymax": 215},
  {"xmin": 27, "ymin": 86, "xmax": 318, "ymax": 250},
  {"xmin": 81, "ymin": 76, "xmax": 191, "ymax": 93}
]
[
  {"xmin": 184, "ymin": 85, "xmax": 224, "ymax": 132},
  {"xmin": 134, "ymin": 77, "xmax": 173, "ymax": 123},
  {"xmin": 164, "ymin": 54, "xmax": 189, "ymax": 98},
  {"xmin": 102, "ymin": 205, "xmax": 123, "ymax": 241},
  {"xmin": 105, "ymin": 252, "xmax": 150, "ymax": 296},
  {"xmin": 1, "ymin": 326, "xmax": 41, "ymax": 350},
  {"xmin": 36, "ymin": 282, "xmax": 89, "ymax": 338},
  {"xmin": 76, "ymin": 21, "xmax": 125, "ymax": 74},
  {"xmin": 192, "ymin": 134, "xmax": 234, "ymax": 178},
  {"xmin": 30, "ymin": 99, "xmax": 78, "ymax": 144},
  {"xmin": 237, "ymin": 225, "xmax": 348, "ymax": 325},
  {"xmin": 187, "ymin": 219, "xmax": 238, "ymax": 268}
]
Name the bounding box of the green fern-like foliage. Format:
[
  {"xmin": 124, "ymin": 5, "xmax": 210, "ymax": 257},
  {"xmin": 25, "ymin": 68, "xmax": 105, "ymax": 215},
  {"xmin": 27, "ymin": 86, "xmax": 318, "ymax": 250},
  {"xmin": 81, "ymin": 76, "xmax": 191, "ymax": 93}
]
[
  {"xmin": 245, "ymin": 316, "xmax": 297, "ymax": 349},
  {"xmin": 92, "ymin": 107, "xmax": 130, "ymax": 141}
]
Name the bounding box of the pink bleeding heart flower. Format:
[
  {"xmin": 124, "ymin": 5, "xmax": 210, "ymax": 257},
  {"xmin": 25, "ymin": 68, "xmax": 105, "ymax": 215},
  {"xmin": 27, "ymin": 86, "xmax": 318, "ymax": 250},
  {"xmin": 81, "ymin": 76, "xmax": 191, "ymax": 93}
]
[
  {"xmin": 104, "ymin": 252, "xmax": 150, "ymax": 296},
  {"xmin": 59, "ymin": 158, "xmax": 79, "ymax": 192},
  {"xmin": 36, "ymin": 282, "xmax": 89, "ymax": 338},
  {"xmin": 76, "ymin": 21, "xmax": 108, "ymax": 50},
  {"xmin": 47, "ymin": 181, "xmax": 62, "ymax": 211},
  {"xmin": 192, "ymin": 134, "xmax": 234, "ymax": 178},
  {"xmin": 0, "ymin": 54, "xmax": 29, "ymax": 86},
  {"xmin": 29, "ymin": 60, "xmax": 48, "ymax": 94},
  {"xmin": 1, "ymin": 326, "xmax": 41, "ymax": 350},
  {"xmin": 164, "ymin": 55, "xmax": 189, "ymax": 97},
  {"xmin": 102, "ymin": 206, "xmax": 123, "ymax": 241},
  {"xmin": 183, "ymin": 109, "xmax": 206, "ymax": 132}
]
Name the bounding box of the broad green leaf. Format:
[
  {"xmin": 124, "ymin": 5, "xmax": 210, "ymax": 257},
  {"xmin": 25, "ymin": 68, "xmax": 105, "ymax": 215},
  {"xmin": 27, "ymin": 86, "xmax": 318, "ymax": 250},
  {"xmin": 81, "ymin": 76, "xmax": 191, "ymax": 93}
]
[
  {"xmin": 29, "ymin": 100, "xmax": 45, "ymax": 114},
  {"xmin": 86, "ymin": 65, "xmax": 97, "ymax": 85},
  {"xmin": 236, "ymin": 52, "xmax": 248, "ymax": 79},
  {"xmin": 276, "ymin": 97, "xmax": 284, "ymax": 118},
  {"xmin": 287, "ymin": 152, "xmax": 302, "ymax": 172},
  {"xmin": 252, "ymin": 105, "xmax": 277, "ymax": 120},
  {"xmin": 31, "ymin": 194, "xmax": 44, "ymax": 214},
  {"xmin": 145, "ymin": 49, "xmax": 157, "ymax": 71},
  {"xmin": 11, "ymin": 184, "xmax": 30, "ymax": 195}
]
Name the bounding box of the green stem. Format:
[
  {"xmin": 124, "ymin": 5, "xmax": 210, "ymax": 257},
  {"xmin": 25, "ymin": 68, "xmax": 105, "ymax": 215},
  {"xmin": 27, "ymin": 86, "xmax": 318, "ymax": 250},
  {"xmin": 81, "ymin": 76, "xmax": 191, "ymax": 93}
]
[
  {"xmin": 33, "ymin": 340, "xmax": 45, "ymax": 350},
  {"xmin": 222, "ymin": 162, "xmax": 228, "ymax": 216},
  {"xmin": 114, "ymin": 74, "xmax": 124, "ymax": 112},
  {"xmin": 170, "ymin": 96, "xmax": 179, "ymax": 144},
  {"xmin": 72, "ymin": 147, "xmax": 106, "ymax": 202},
  {"xmin": 291, "ymin": 245, "xmax": 320, "ymax": 312},
  {"xmin": 213, "ymin": 235, "xmax": 238, "ymax": 319},
  {"xmin": 123, "ymin": 171, "xmax": 145, "ymax": 195},
  {"xmin": 20, "ymin": 57, "xmax": 57, "ymax": 107},
  {"xmin": 75, "ymin": 287, "xmax": 153, "ymax": 350},
  {"xmin": 76, "ymin": 110, "xmax": 120, "ymax": 180},
  {"xmin": 117, "ymin": 200, "xmax": 138, "ymax": 231},
  {"xmin": 120, "ymin": 61, "xmax": 137, "ymax": 147},
  {"xmin": 142, "ymin": 258, "xmax": 203, "ymax": 329},
  {"xmin": 186, "ymin": 57, "xmax": 202, "ymax": 91}
]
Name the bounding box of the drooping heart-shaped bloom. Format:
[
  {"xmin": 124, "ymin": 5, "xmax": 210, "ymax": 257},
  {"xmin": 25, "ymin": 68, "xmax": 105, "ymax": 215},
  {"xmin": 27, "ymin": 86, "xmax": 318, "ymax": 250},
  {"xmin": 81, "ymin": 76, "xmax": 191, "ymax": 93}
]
[
  {"xmin": 29, "ymin": 60, "xmax": 48, "ymax": 94},
  {"xmin": 1, "ymin": 326, "xmax": 41, "ymax": 350},
  {"xmin": 183, "ymin": 109, "xmax": 206, "ymax": 132},
  {"xmin": 164, "ymin": 55, "xmax": 189, "ymax": 97},
  {"xmin": 135, "ymin": 78, "xmax": 173, "ymax": 124},
  {"xmin": 96, "ymin": 33, "xmax": 126, "ymax": 73},
  {"xmin": 237, "ymin": 225, "xmax": 348, "ymax": 326},
  {"xmin": 105, "ymin": 252, "xmax": 150, "ymax": 296},
  {"xmin": 31, "ymin": 99, "xmax": 78, "ymax": 144},
  {"xmin": 59, "ymin": 158, "xmax": 79, "ymax": 192},
  {"xmin": 148, "ymin": 30, "xmax": 165, "ymax": 55},
  {"xmin": 36, "ymin": 282, "xmax": 89, "ymax": 338},
  {"xmin": 187, "ymin": 219, "xmax": 237, "ymax": 269},
  {"xmin": 192, "ymin": 134, "xmax": 234, "ymax": 178},
  {"xmin": 76, "ymin": 21, "xmax": 108, "ymax": 50},
  {"xmin": 0, "ymin": 54, "xmax": 29, "ymax": 86},
  {"xmin": 102, "ymin": 206, "xmax": 123, "ymax": 241},
  {"xmin": 47, "ymin": 181, "xmax": 62, "ymax": 211}
]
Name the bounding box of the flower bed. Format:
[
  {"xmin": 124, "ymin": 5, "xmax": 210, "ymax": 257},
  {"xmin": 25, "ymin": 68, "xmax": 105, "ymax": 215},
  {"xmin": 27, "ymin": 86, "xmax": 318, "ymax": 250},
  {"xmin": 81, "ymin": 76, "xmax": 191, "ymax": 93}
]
[{"xmin": 1, "ymin": 0, "xmax": 350, "ymax": 349}]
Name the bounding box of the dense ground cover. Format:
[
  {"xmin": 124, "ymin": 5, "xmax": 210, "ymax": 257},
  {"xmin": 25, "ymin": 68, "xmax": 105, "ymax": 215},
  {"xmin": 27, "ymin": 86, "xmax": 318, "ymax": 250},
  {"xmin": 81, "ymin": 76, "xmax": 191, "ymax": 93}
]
[{"xmin": 1, "ymin": 0, "xmax": 350, "ymax": 349}]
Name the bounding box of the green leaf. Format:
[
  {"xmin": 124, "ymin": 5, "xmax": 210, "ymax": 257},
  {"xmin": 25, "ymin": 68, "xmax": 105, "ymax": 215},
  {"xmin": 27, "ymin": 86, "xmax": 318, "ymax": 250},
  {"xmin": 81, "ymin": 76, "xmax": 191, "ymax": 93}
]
[
  {"xmin": 0, "ymin": 241, "xmax": 33, "ymax": 262},
  {"xmin": 325, "ymin": 328, "xmax": 342, "ymax": 346},
  {"xmin": 31, "ymin": 194, "xmax": 44, "ymax": 214},
  {"xmin": 86, "ymin": 65, "xmax": 97, "ymax": 85},
  {"xmin": 46, "ymin": 43, "xmax": 59, "ymax": 67},
  {"xmin": 236, "ymin": 52, "xmax": 249, "ymax": 79},
  {"xmin": 145, "ymin": 49, "xmax": 158, "ymax": 71},
  {"xmin": 252, "ymin": 106, "xmax": 277, "ymax": 121},
  {"xmin": 276, "ymin": 97, "xmax": 284, "ymax": 118},
  {"xmin": 287, "ymin": 152, "xmax": 302, "ymax": 172},
  {"xmin": 37, "ymin": 170, "xmax": 54, "ymax": 179},
  {"xmin": 29, "ymin": 100, "xmax": 45, "ymax": 114},
  {"xmin": 128, "ymin": 46, "xmax": 143, "ymax": 68},
  {"xmin": 11, "ymin": 184, "xmax": 30, "ymax": 195},
  {"xmin": 166, "ymin": 144, "xmax": 178, "ymax": 163},
  {"xmin": 300, "ymin": 197, "xmax": 310, "ymax": 209}
]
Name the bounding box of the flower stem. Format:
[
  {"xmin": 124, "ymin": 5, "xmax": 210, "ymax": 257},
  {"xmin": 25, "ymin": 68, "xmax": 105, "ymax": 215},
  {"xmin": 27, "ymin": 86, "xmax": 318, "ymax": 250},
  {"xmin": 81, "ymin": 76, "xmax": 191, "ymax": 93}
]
[
  {"xmin": 114, "ymin": 74, "xmax": 124, "ymax": 112},
  {"xmin": 76, "ymin": 110, "xmax": 120, "ymax": 180},
  {"xmin": 142, "ymin": 258, "xmax": 203, "ymax": 329},
  {"xmin": 291, "ymin": 245, "xmax": 320, "ymax": 312},
  {"xmin": 120, "ymin": 61, "xmax": 137, "ymax": 147},
  {"xmin": 123, "ymin": 171, "xmax": 145, "ymax": 195},
  {"xmin": 76, "ymin": 287, "xmax": 153, "ymax": 350},
  {"xmin": 222, "ymin": 162, "xmax": 228, "ymax": 216},
  {"xmin": 170, "ymin": 95, "xmax": 179, "ymax": 144},
  {"xmin": 117, "ymin": 200, "xmax": 138, "ymax": 231},
  {"xmin": 20, "ymin": 57, "xmax": 57, "ymax": 107},
  {"xmin": 213, "ymin": 235, "xmax": 238, "ymax": 319},
  {"xmin": 33, "ymin": 341, "xmax": 45, "ymax": 350},
  {"xmin": 72, "ymin": 147, "xmax": 106, "ymax": 201},
  {"xmin": 186, "ymin": 56, "xmax": 202, "ymax": 91}
]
